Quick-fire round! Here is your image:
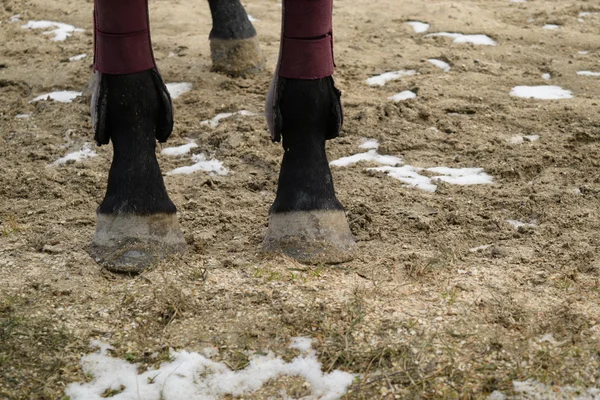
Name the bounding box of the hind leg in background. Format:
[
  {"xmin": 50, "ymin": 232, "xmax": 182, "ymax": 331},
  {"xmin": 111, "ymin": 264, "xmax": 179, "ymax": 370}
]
[
  {"xmin": 208, "ymin": 0, "xmax": 264, "ymax": 76},
  {"xmin": 263, "ymin": 0, "xmax": 355, "ymax": 264},
  {"xmin": 89, "ymin": 0, "xmax": 186, "ymax": 272}
]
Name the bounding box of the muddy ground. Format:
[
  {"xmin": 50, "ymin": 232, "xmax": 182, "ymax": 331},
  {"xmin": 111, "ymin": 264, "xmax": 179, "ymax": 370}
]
[{"xmin": 1, "ymin": 0, "xmax": 600, "ymax": 398}]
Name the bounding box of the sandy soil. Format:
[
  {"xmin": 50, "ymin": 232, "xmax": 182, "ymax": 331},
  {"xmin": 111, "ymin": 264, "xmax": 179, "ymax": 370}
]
[{"xmin": 1, "ymin": 0, "xmax": 600, "ymax": 398}]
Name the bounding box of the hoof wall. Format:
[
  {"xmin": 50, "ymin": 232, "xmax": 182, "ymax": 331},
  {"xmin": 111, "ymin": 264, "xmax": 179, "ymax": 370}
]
[
  {"xmin": 263, "ymin": 210, "xmax": 356, "ymax": 264},
  {"xmin": 90, "ymin": 213, "xmax": 187, "ymax": 273},
  {"xmin": 210, "ymin": 36, "xmax": 264, "ymax": 76}
]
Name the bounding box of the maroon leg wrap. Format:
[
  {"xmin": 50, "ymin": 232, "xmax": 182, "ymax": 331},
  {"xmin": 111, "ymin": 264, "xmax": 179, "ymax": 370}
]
[
  {"xmin": 278, "ymin": 0, "xmax": 335, "ymax": 79},
  {"xmin": 94, "ymin": 0, "xmax": 156, "ymax": 74},
  {"xmin": 266, "ymin": 0, "xmax": 342, "ymax": 142}
]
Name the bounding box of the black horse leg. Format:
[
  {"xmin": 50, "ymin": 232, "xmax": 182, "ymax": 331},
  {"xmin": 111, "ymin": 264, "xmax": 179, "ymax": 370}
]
[
  {"xmin": 263, "ymin": 0, "xmax": 355, "ymax": 264},
  {"xmin": 89, "ymin": 0, "xmax": 186, "ymax": 272}
]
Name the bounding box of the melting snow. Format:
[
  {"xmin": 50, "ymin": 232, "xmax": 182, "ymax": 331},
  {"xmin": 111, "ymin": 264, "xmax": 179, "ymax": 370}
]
[
  {"xmin": 167, "ymin": 153, "xmax": 228, "ymax": 176},
  {"xmin": 370, "ymin": 166, "xmax": 493, "ymax": 192},
  {"xmin": 405, "ymin": 21, "xmax": 430, "ymax": 33},
  {"xmin": 366, "ymin": 70, "xmax": 417, "ymax": 86},
  {"xmin": 166, "ymin": 82, "xmax": 192, "ymax": 99},
  {"xmin": 30, "ymin": 91, "xmax": 81, "ymax": 103},
  {"xmin": 69, "ymin": 53, "xmax": 87, "ymax": 61},
  {"xmin": 161, "ymin": 141, "xmax": 198, "ymax": 156},
  {"xmin": 331, "ymin": 140, "xmax": 493, "ymax": 192},
  {"xmin": 359, "ymin": 139, "xmax": 380, "ymax": 150},
  {"xmin": 200, "ymin": 110, "xmax": 261, "ymax": 128},
  {"xmin": 389, "ymin": 91, "xmax": 417, "ymax": 102},
  {"xmin": 577, "ymin": 71, "xmax": 600, "ymax": 77},
  {"xmin": 428, "ymin": 59, "xmax": 451, "ymax": 72},
  {"xmin": 65, "ymin": 338, "xmax": 354, "ymax": 400},
  {"xmin": 330, "ymin": 149, "xmax": 402, "ymax": 167},
  {"xmin": 425, "ymin": 32, "xmax": 497, "ymax": 46},
  {"xmin": 510, "ymin": 86, "xmax": 573, "ymax": 100},
  {"xmin": 22, "ymin": 20, "xmax": 84, "ymax": 41},
  {"xmin": 508, "ymin": 134, "xmax": 540, "ymax": 144},
  {"xmin": 470, "ymin": 244, "xmax": 491, "ymax": 252},
  {"xmin": 506, "ymin": 219, "xmax": 538, "ymax": 229},
  {"xmin": 52, "ymin": 143, "xmax": 97, "ymax": 166},
  {"xmin": 490, "ymin": 380, "xmax": 600, "ymax": 400}
]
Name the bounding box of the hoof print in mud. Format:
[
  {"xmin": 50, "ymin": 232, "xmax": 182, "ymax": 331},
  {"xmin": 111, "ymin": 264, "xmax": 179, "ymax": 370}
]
[
  {"xmin": 90, "ymin": 213, "xmax": 187, "ymax": 273},
  {"xmin": 263, "ymin": 210, "xmax": 356, "ymax": 265}
]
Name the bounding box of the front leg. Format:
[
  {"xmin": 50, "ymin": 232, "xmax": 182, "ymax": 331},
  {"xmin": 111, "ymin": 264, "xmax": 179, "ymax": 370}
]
[
  {"xmin": 263, "ymin": 0, "xmax": 355, "ymax": 264},
  {"xmin": 89, "ymin": 0, "xmax": 186, "ymax": 272}
]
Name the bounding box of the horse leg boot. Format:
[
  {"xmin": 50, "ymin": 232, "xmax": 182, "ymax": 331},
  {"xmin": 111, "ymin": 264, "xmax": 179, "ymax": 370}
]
[
  {"xmin": 89, "ymin": 0, "xmax": 186, "ymax": 272},
  {"xmin": 208, "ymin": 0, "xmax": 264, "ymax": 76},
  {"xmin": 263, "ymin": 0, "xmax": 355, "ymax": 264}
]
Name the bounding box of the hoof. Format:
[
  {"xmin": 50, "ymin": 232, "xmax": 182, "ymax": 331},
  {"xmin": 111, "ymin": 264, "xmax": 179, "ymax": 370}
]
[
  {"xmin": 263, "ymin": 210, "xmax": 356, "ymax": 264},
  {"xmin": 210, "ymin": 36, "xmax": 264, "ymax": 76},
  {"xmin": 90, "ymin": 213, "xmax": 187, "ymax": 273}
]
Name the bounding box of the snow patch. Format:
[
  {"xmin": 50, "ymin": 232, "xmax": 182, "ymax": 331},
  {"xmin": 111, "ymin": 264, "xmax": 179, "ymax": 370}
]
[
  {"xmin": 330, "ymin": 150, "xmax": 402, "ymax": 167},
  {"xmin": 470, "ymin": 244, "xmax": 491, "ymax": 252},
  {"xmin": 51, "ymin": 143, "xmax": 97, "ymax": 166},
  {"xmin": 506, "ymin": 219, "xmax": 538, "ymax": 229},
  {"xmin": 359, "ymin": 139, "xmax": 380, "ymax": 150},
  {"xmin": 200, "ymin": 110, "xmax": 261, "ymax": 128},
  {"xmin": 366, "ymin": 70, "xmax": 417, "ymax": 86},
  {"xmin": 578, "ymin": 50, "xmax": 590, "ymax": 55},
  {"xmin": 10, "ymin": 14, "xmax": 21, "ymax": 23},
  {"xmin": 65, "ymin": 338, "xmax": 354, "ymax": 400},
  {"xmin": 425, "ymin": 32, "xmax": 497, "ymax": 46},
  {"xmin": 508, "ymin": 134, "xmax": 539, "ymax": 144},
  {"xmin": 541, "ymin": 73, "xmax": 551, "ymax": 80},
  {"xmin": 22, "ymin": 20, "xmax": 84, "ymax": 41},
  {"xmin": 428, "ymin": 59, "xmax": 451, "ymax": 72},
  {"xmin": 248, "ymin": 14, "xmax": 259, "ymax": 22},
  {"xmin": 510, "ymin": 86, "xmax": 573, "ymax": 100},
  {"xmin": 577, "ymin": 71, "xmax": 600, "ymax": 77},
  {"xmin": 15, "ymin": 113, "xmax": 30, "ymax": 119},
  {"xmin": 331, "ymin": 141, "xmax": 493, "ymax": 192},
  {"xmin": 69, "ymin": 53, "xmax": 87, "ymax": 61},
  {"xmin": 31, "ymin": 91, "xmax": 81, "ymax": 103},
  {"xmin": 405, "ymin": 21, "xmax": 430, "ymax": 33},
  {"xmin": 542, "ymin": 24, "xmax": 560, "ymax": 30},
  {"xmin": 370, "ymin": 166, "xmax": 493, "ymax": 192},
  {"xmin": 166, "ymin": 82, "xmax": 192, "ymax": 99},
  {"xmin": 388, "ymin": 90, "xmax": 417, "ymax": 102},
  {"xmin": 161, "ymin": 141, "xmax": 198, "ymax": 156},
  {"xmin": 490, "ymin": 379, "xmax": 600, "ymax": 400},
  {"xmin": 167, "ymin": 153, "xmax": 228, "ymax": 176}
]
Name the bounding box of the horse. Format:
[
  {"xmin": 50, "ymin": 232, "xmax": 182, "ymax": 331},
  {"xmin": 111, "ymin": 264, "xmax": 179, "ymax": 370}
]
[{"xmin": 89, "ymin": 0, "xmax": 355, "ymax": 272}]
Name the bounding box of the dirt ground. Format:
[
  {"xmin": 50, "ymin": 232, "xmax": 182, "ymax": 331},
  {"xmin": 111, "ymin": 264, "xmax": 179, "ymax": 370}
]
[{"xmin": 2, "ymin": 0, "xmax": 600, "ymax": 398}]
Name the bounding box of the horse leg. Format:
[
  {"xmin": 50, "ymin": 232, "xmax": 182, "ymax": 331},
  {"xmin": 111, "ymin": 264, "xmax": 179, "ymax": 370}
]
[
  {"xmin": 207, "ymin": 0, "xmax": 264, "ymax": 76},
  {"xmin": 89, "ymin": 0, "xmax": 186, "ymax": 272},
  {"xmin": 263, "ymin": 0, "xmax": 355, "ymax": 264}
]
